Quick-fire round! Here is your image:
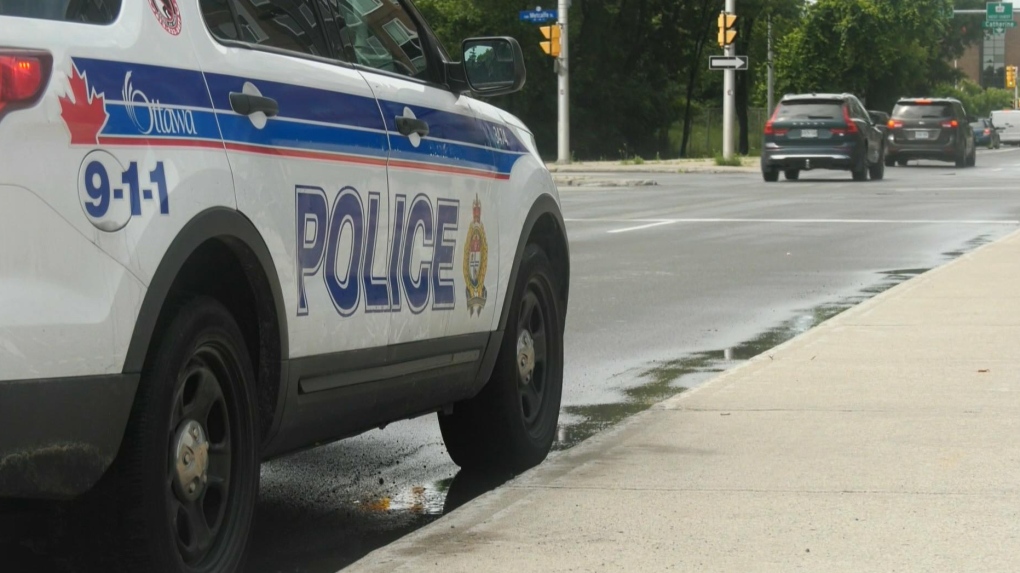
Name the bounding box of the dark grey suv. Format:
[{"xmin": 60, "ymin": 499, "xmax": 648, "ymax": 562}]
[
  {"xmin": 884, "ymin": 97, "xmax": 976, "ymax": 167},
  {"xmin": 761, "ymin": 93, "xmax": 887, "ymax": 182}
]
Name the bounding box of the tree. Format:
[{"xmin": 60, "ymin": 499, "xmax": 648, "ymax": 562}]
[{"xmin": 775, "ymin": 0, "xmax": 962, "ymax": 112}]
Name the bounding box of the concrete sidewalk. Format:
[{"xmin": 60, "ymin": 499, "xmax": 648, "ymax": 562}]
[{"xmin": 344, "ymin": 230, "xmax": 1020, "ymax": 573}]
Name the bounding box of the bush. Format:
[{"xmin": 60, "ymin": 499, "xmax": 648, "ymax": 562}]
[
  {"xmin": 933, "ymin": 80, "xmax": 1014, "ymax": 117},
  {"xmin": 714, "ymin": 154, "xmax": 743, "ymax": 167}
]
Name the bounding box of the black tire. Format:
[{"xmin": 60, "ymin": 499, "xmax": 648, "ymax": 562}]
[
  {"xmin": 885, "ymin": 155, "xmax": 896, "ymax": 167},
  {"xmin": 869, "ymin": 157, "xmax": 884, "ymax": 180},
  {"xmin": 93, "ymin": 297, "xmax": 259, "ymax": 573},
  {"xmin": 955, "ymin": 145, "xmax": 967, "ymax": 167},
  {"xmin": 897, "ymin": 159, "xmax": 908, "ymax": 166},
  {"xmin": 762, "ymin": 169, "xmax": 779, "ymax": 182},
  {"xmin": 783, "ymin": 169, "xmax": 800, "ymax": 181},
  {"xmin": 967, "ymin": 147, "xmax": 976, "ymax": 167},
  {"xmin": 439, "ymin": 244, "xmax": 564, "ymax": 473}
]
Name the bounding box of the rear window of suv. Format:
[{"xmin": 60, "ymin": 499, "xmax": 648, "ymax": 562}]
[
  {"xmin": 892, "ymin": 102, "xmax": 953, "ymax": 119},
  {"xmin": 0, "ymin": 0, "xmax": 121, "ymax": 24},
  {"xmin": 774, "ymin": 101, "xmax": 844, "ymax": 121}
]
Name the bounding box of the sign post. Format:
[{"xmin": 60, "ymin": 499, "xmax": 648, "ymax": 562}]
[
  {"xmin": 722, "ymin": 0, "xmax": 736, "ymax": 160},
  {"xmin": 520, "ymin": 5, "xmax": 569, "ymax": 163}
]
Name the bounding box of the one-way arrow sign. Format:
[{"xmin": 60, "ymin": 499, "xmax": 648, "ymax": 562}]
[{"xmin": 709, "ymin": 56, "xmax": 748, "ymax": 71}]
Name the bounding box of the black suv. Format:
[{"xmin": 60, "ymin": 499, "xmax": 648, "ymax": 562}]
[
  {"xmin": 761, "ymin": 93, "xmax": 887, "ymax": 182},
  {"xmin": 885, "ymin": 97, "xmax": 976, "ymax": 167}
]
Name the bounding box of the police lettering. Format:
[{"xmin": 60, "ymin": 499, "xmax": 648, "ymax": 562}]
[{"xmin": 296, "ymin": 185, "xmax": 459, "ymax": 317}]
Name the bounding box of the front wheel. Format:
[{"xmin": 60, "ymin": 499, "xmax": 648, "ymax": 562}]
[
  {"xmin": 783, "ymin": 169, "xmax": 800, "ymax": 181},
  {"xmin": 96, "ymin": 297, "xmax": 259, "ymax": 573},
  {"xmin": 762, "ymin": 168, "xmax": 779, "ymax": 182},
  {"xmin": 439, "ymin": 245, "xmax": 564, "ymax": 473}
]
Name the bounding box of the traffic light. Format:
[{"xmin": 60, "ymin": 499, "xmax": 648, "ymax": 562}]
[
  {"xmin": 718, "ymin": 12, "xmax": 737, "ymax": 47},
  {"xmin": 540, "ymin": 25, "xmax": 561, "ymax": 57},
  {"xmin": 1007, "ymin": 65, "xmax": 1017, "ymax": 89}
]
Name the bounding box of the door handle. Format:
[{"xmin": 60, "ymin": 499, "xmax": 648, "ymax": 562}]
[
  {"xmin": 229, "ymin": 92, "xmax": 279, "ymax": 117},
  {"xmin": 395, "ymin": 116, "xmax": 429, "ymax": 137}
]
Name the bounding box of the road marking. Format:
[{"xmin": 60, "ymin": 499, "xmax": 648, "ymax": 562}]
[
  {"xmin": 567, "ymin": 217, "xmax": 1020, "ymax": 232},
  {"xmin": 892, "ymin": 186, "xmax": 1018, "ymax": 192},
  {"xmin": 606, "ymin": 220, "xmax": 676, "ymax": 233}
]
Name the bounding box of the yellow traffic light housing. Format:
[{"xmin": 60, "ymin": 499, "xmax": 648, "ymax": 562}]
[
  {"xmin": 1007, "ymin": 65, "xmax": 1017, "ymax": 89},
  {"xmin": 540, "ymin": 25, "xmax": 561, "ymax": 57},
  {"xmin": 718, "ymin": 13, "xmax": 737, "ymax": 47}
]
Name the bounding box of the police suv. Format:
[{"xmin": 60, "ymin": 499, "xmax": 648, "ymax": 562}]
[{"xmin": 0, "ymin": 1, "xmax": 570, "ymax": 571}]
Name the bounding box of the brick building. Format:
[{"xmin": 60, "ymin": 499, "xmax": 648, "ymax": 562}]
[{"xmin": 955, "ymin": 14, "xmax": 1020, "ymax": 89}]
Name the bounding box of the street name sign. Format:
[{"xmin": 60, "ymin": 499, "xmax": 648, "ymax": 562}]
[
  {"xmin": 520, "ymin": 8, "xmax": 557, "ymax": 23},
  {"xmin": 983, "ymin": 19, "xmax": 1017, "ymax": 29},
  {"xmin": 709, "ymin": 55, "xmax": 748, "ymax": 71}
]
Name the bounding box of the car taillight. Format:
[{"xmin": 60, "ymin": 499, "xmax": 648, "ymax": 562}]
[
  {"xmin": 0, "ymin": 51, "xmax": 52, "ymax": 118},
  {"xmin": 842, "ymin": 106, "xmax": 859, "ymax": 134},
  {"xmin": 764, "ymin": 121, "xmax": 787, "ymax": 136},
  {"xmin": 941, "ymin": 120, "xmax": 958, "ymax": 129},
  {"xmin": 984, "ymin": 128, "xmax": 991, "ymax": 135},
  {"xmin": 888, "ymin": 120, "xmax": 903, "ymax": 129}
]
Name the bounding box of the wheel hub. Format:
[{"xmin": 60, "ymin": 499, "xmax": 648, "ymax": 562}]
[
  {"xmin": 173, "ymin": 419, "xmax": 210, "ymax": 502},
  {"xmin": 517, "ymin": 330, "xmax": 536, "ymax": 385}
]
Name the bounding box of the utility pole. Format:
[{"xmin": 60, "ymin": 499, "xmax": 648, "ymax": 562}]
[
  {"xmin": 557, "ymin": 0, "xmax": 570, "ymax": 164},
  {"xmin": 767, "ymin": 13, "xmax": 774, "ymax": 115},
  {"xmin": 723, "ymin": 0, "xmax": 736, "ymax": 159}
]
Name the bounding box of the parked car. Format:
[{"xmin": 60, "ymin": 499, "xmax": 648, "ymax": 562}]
[
  {"xmin": 761, "ymin": 93, "xmax": 886, "ymax": 182},
  {"xmin": 972, "ymin": 117, "xmax": 1001, "ymax": 149},
  {"xmin": 0, "ymin": 0, "xmax": 570, "ymax": 571},
  {"xmin": 885, "ymin": 97, "xmax": 976, "ymax": 167},
  {"xmin": 990, "ymin": 109, "xmax": 1020, "ymax": 146}
]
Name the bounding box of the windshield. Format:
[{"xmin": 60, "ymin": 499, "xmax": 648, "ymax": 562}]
[
  {"xmin": 774, "ymin": 101, "xmax": 844, "ymax": 120},
  {"xmin": 892, "ymin": 103, "xmax": 953, "ymax": 119}
]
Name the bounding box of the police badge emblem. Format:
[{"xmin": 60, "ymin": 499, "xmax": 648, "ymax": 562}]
[{"xmin": 463, "ymin": 195, "xmax": 488, "ymax": 316}]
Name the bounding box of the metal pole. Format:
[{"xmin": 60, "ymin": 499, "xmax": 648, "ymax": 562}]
[
  {"xmin": 556, "ymin": 0, "xmax": 570, "ymax": 164},
  {"xmin": 767, "ymin": 13, "xmax": 774, "ymax": 115},
  {"xmin": 723, "ymin": 0, "xmax": 736, "ymax": 159}
]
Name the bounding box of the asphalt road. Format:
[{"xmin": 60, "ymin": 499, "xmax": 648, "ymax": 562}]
[{"xmin": 5, "ymin": 148, "xmax": 1020, "ymax": 572}]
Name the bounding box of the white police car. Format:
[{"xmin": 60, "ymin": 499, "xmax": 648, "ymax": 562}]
[{"xmin": 0, "ymin": 0, "xmax": 569, "ymax": 570}]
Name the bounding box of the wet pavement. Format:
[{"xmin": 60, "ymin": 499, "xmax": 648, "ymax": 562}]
[{"xmin": 3, "ymin": 149, "xmax": 1020, "ymax": 572}]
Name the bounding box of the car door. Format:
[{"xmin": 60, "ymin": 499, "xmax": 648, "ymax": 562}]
[
  {"xmin": 851, "ymin": 98, "xmax": 882, "ymax": 162},
  {"xmin": 193, "ymin": 0, "xmax": 393, "ymax": 358},
  {"xmin": 318, "ymin": 0, "xmax": 501, "ymax": 346}
]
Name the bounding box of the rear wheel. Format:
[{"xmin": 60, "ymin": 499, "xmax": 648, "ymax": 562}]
[
  {"xmin": 955, "ymin": 145, "xmax": 967, "ymax": 167},
  {"xmin": 762, "ymin": 169, "xmax": 779, "ymax": 182},
  {"xmin": 897, "ymin": 159, "xmax": 908, "ymax": 166},
  {"xmin": 885, "ymin": 155, "xmax": 896, "ymax": 167},
  {"xmin": 967, "ymin": 147, "xmax": 976, "ymax": 167},
  {"xmin": 94, "ymin": 297, "xmax": 259, "ymax": 573},
  {"xmin": 439, "ymin": 245, "xmax": 564, "ymax": 473},
  {"xmin": 869, "ymin": 157, "xmax": 885, "ymax": 180},
  {"xmin": 851, "ymin": 149, "xmax": 868, "ymax": 181},
  {"xmin": 783, "ymin": 169, "xmax": 800, "ymax": 181}
]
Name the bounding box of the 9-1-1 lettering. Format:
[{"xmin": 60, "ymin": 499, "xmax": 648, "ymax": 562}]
[{"xmin": 84, "ymin": 160, "xmax": 169, "ymax": 218}]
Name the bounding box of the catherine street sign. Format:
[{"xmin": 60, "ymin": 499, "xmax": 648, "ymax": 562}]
[{"xmin": 984, "ymin": 2, "xmax": 1016, "ymax": 28}]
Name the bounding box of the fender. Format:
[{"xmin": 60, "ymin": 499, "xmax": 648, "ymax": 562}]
[
  {"xmin": 122, "ymin": 207, "xmax": 289, "ymax": 373},
  {"xmin": 475, "ymin": 194, "xmax": 569, "ymax": 388}
]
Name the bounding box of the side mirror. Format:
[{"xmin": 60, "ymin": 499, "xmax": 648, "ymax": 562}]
[
  {"xmin": 460, "ymin": 37, "xmax": 526, "ymax": 97},
  {"xmin": 867, "ymin": 111, "xmax": 888, "ymax": 125}
]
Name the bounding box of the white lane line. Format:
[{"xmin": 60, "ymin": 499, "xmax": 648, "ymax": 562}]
[
  {"xmin": 568, "ymin": 217, "xmax": 1020, "ymax": 228},
  {"xmin": 607, "ymin": 220, "xmax": 676, "ymax": 234},
  {"xmin": 892, "ymin": 186, "xmax": 1018, "ymax": 192}
]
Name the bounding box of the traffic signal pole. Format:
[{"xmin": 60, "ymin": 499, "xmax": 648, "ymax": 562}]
[
  {"xmin": 557, "ymin": 0, "xmax": 570, "ymax": 164},
  {"xmin": 723, "ymin": 0, "xmax": 736, "ymax": 160}
]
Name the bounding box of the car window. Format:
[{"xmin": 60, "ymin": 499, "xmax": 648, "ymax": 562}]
[
  {"xmin": 0, "ymin": 0, "xmax": 121, "ymax": 24},
  {"xmin": 231, "ymin": 0, "xmax": 330, "ymax": 57},
  {"xmin": 892, "ymin": 103, "xmax": 953, "ymax": 119},
  {"xmin": 316, "ymin": 0, "xmax": 427, "ymax": 79},
  {"xmin": 774, "ymin": 101, "xmax": 843, "ymax": 121},
  {"xmin": 200, "ymin": 0, "xmax": 240, "ymax": 40}
]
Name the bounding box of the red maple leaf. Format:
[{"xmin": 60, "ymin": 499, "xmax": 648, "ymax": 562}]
[{"xmin": 58, "ymin": 64, "xmax": 107, "ymax": 145}]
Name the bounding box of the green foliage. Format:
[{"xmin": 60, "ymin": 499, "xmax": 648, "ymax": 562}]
[
  {"xmin": 933, "ymin": 80, "xmax": 1015, "ymax": 117},
  {"xmin": 774, "ymin": 0, "xmax": 961, "ymax": 111},
  {"xmin": 714, "ymin": 154, "xmax": 743, "ymax": 166}
]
